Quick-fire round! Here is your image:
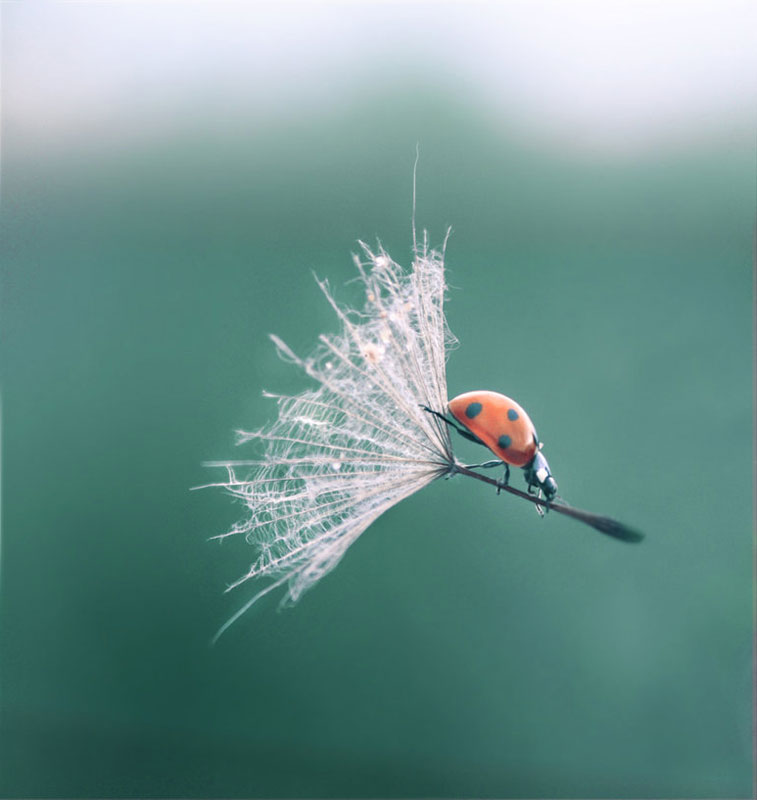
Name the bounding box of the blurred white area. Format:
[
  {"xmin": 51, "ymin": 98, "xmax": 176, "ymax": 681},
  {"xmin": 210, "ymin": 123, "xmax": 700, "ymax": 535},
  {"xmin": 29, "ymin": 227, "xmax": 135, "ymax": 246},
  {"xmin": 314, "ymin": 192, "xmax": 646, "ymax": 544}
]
[{"xmin": 4, "ymin": 0, "xmax": 755, "ymax": 154}]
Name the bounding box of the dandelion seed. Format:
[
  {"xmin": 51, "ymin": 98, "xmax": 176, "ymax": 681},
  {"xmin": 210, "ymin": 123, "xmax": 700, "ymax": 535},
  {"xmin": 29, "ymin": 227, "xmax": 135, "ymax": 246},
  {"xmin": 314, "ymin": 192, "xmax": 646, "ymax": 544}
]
[
  {"xmin": 207, "ymin": 236, "xmax": 457, "ymax": 639},
  {"xmin": 204, "ymin": 230, "xmax": 642, "ymax": 640}
]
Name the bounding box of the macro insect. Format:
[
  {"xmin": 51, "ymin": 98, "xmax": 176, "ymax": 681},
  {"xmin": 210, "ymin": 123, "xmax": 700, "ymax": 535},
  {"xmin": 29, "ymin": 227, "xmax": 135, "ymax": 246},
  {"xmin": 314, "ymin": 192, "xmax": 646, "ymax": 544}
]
[
  {"xmin": 424, "ymin": 390, "xmax": 557, "ymax": 511},
  {"xmin": 423, "ymin": 392, "xmax": 642, "ymax": 540}
]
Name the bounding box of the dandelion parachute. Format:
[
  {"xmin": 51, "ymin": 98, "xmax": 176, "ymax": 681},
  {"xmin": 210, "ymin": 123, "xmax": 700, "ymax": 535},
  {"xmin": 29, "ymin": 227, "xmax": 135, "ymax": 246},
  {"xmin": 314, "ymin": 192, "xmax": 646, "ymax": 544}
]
[
  {"xmin": 204, "ymin": 230, "xmax": 643, "ymax": 638},
  {"xmin": 206, "ymin": 236, "xmax": 459, "ymax": 638}
]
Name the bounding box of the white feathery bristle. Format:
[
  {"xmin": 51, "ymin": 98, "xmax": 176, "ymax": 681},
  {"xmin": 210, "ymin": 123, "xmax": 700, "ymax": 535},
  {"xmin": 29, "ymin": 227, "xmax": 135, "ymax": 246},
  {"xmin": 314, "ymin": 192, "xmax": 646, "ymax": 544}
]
[{"xmin": 209, "ymin": 237, "xmax": 457, "ymax": 635}]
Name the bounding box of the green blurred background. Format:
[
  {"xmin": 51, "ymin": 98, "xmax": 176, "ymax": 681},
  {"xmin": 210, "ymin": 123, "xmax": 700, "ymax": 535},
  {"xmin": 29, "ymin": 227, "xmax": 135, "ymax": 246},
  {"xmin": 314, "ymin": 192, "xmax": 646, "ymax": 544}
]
[{"xmin": 1, "ymin": 2, "xmax": 754, "ymax": 798}]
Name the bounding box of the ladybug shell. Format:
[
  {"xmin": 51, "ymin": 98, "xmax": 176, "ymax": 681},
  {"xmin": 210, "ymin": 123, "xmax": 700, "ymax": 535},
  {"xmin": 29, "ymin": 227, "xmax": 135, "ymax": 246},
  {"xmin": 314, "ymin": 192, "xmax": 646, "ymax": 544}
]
[{"xmin": 448, "ymin": 390, "xmax": 539, "ymax": 468}]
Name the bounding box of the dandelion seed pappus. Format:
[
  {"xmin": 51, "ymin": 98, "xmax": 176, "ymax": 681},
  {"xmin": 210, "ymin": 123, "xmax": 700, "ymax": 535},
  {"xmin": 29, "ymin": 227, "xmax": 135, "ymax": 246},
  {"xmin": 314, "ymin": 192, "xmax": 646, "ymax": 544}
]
[{"xmin": 203, "ymin": 225, "xmax": 642, "ymax": 640}]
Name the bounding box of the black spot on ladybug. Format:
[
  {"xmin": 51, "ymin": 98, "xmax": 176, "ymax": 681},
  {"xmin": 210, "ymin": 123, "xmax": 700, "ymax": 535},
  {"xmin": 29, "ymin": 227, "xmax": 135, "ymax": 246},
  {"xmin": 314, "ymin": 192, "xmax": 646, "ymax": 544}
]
[
  {"xmin": 498, "ymin": 434, "xmax": 512, "ymax": 449},
  {"xmin": 465, "ymin": 402, "xmax": 483, "ymax": 419},
  {"xmin": 507, "ymin": 409, "xmax": 519, "ymax": 421}
]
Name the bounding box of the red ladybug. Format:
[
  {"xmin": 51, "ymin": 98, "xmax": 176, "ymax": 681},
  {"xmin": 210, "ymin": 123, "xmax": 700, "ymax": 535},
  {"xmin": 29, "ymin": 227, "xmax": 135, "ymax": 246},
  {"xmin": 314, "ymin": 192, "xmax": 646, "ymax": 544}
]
[{"xmin": 425, "ymin": 390, "xmax": 558, "ymax": 503}]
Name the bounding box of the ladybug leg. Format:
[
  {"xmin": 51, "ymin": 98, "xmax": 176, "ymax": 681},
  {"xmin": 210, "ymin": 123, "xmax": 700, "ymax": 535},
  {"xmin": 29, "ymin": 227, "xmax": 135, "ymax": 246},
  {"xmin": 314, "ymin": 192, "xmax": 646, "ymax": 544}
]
[
  {"xmin": 537, "ymin": 489, "xmax": 548, "ymax": 516},
  {"xmin": 496, "ymin": 463, "xmax": 510, "ymax": 495},
  {"xmin": 420, "ymin": 405, "xmax": 483, "ymax": 444},
  {"xmin": 527, "ymin": 483, "xmax": 547, "ymax": 517},
  {"xmin": 456, "ymin": 427, "xmax": 485, "ymax": 445}
]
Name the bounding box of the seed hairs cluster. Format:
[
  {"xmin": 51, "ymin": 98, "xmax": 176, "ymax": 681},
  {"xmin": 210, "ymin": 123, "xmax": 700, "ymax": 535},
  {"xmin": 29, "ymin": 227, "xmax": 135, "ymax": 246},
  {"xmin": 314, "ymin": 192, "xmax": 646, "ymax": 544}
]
[{"xmin": 206, "ymin": 235, "xmax": 458, "ymax": 639}]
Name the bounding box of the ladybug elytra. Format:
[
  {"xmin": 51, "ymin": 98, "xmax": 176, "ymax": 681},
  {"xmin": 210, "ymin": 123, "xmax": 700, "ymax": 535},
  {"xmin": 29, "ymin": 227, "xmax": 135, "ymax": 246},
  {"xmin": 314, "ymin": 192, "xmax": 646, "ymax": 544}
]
[{"xmin": 425, "ymin": 390, "xmax": 558, "ymax": 504}]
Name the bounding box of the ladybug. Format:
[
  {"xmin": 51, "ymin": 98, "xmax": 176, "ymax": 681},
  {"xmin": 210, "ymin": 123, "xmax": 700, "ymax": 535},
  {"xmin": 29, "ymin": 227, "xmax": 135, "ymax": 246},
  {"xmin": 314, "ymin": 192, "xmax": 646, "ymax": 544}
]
[{"xmin": 424, "ymin": 391, "xmax": 558, "ymax": 504}]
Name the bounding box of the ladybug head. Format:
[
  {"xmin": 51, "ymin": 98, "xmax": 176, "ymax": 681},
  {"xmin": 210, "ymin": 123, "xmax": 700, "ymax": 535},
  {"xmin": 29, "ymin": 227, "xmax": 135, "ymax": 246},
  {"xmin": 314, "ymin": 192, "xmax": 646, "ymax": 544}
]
[{"xmin": 525, "ymin": 450, "xmax": 558, "ymax": 501}]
